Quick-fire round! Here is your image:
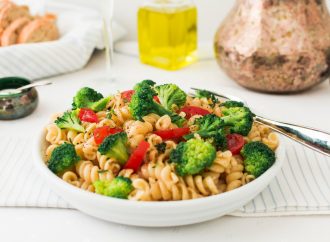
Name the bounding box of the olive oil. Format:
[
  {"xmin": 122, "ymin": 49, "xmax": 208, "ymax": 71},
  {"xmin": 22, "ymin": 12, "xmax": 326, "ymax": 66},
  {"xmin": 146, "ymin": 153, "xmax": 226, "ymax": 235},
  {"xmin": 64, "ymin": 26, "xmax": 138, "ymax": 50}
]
[{"xmin": 138, "ymin": 1, "xmax": 197, "ymax": 70}]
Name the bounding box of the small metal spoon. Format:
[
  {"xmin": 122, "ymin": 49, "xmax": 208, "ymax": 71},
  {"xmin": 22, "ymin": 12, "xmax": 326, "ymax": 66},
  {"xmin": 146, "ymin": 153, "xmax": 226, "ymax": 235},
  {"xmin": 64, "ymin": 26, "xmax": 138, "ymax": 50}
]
[
  {"xmin": 0, "ymin": 80, "xmax": 52, "ymax": 95},
  {"xmin": 191, "ymin": 87, "xmax": 330, "ymax": 157}
]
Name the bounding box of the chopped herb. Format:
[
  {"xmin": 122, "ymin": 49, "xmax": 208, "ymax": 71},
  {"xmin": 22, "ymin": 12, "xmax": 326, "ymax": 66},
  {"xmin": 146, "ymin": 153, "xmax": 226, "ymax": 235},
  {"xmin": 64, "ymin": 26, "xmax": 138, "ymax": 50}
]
[
  {"xmin": 106, "ymin": 110, "xmax": 113, "ymax": 119},
  {"xmin": 195, "ymin": 89, "xmax": 219, "ymax": 107},
  {"xmin": 155, "ymin": 142, "xmax": 167, "ymax": 153},
  {"xmin": 98, "ymin": 170, "xmax": 109, "ymax": 174}
]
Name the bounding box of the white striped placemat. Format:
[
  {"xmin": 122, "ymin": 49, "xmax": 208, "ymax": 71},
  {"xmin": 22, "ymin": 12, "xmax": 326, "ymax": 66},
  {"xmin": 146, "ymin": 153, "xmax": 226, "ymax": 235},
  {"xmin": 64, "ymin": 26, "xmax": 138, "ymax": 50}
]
[{"xmin": 1, "ymin": 135, "xmax": 330, "ymax": 216}]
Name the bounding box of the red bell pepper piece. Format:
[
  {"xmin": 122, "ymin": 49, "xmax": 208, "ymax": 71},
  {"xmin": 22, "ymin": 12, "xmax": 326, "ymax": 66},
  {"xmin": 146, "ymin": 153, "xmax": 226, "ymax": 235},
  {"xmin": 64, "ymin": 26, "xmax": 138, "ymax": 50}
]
[
  {"xmin": 153, "ymin": 95, "xmax": 160, "ymax": 103},
  {"xmin": 121, "ymin": 90, "xmax": 135, "ymax": 102},
  {"xmin": 154, "ymin": 127, "xmax": 190, "ymax": 140},
  {"xmin": 124, "ymin": 141, "xmax": 150, "ymax": 172},
  {"xmin": 93, "ymin": 126, "xmax": 123, "ymax": 145},
  {"xmin": 179, "ymin": 106, "xmax": 210, "ymax": 119},
  {"xmin": 226, "ymin": 134, "xmax": 245, "ymax": 155},
  {"xmin": 78, "ymin": 108, "xmax": 99, "ymax": 123}
]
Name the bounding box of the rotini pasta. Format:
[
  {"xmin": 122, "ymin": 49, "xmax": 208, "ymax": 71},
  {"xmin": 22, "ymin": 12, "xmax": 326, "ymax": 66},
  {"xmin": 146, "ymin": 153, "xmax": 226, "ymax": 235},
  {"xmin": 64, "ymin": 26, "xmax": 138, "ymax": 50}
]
[
  {"xmin": 44, "ymin": 82, "xmax": 279, "ymax": 202},
  {"xmin": 183, "ymin": 174, "xmax": 220, "ymax": 196},
  {"xmin": 185, "ymin": 96, "xmax": 213, "ymax": 112},
  {"xmin": 45, "ymin": 124, "xmax": 66, "ymax": 145},
  {"xmin": 75, "ymin": 160, "xmax": 114, "ymax": 183},
  {"xmin": 147, "ymin": 177, "xmax": 203, "ymax": 201},
  {"xmin": 155, "ymin": 115, "xmax": 178, "ymax": 130},
  {"xmin": 96, "ymin": 152, "xmax": 121, "ymax": 175}
]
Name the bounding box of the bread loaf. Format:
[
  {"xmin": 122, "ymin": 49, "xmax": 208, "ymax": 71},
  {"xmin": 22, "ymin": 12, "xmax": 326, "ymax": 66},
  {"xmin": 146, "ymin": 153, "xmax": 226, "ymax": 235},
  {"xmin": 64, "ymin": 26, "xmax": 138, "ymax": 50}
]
[
  {"xmin": 1, "ymin": 17, "xmax": 29, "ymax": 46},
  {"xmin": 0, "ymin": 0, "xmax": 59, "ymax": 46},
  {"xmin": 18, "ymin": 17, "xmax": 59, "ymax": 44},
  {"xmin": 0, "ymin": 2, "xmax": 30, "ymax": 36}
]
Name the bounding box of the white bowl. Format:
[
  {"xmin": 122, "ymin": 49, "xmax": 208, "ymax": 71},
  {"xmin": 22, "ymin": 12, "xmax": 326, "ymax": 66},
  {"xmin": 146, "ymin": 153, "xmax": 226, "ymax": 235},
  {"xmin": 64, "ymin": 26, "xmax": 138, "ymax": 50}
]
[{"xmin": 33, "ymin": 129, "xmax": 285, "ymax": 227}]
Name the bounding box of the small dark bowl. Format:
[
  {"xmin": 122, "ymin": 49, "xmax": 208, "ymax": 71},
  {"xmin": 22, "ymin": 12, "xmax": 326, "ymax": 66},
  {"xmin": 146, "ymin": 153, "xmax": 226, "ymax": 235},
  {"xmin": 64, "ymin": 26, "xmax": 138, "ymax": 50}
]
[{"xmin": 0, "ymin": 77, "xmax": 38, "ymax": 120}]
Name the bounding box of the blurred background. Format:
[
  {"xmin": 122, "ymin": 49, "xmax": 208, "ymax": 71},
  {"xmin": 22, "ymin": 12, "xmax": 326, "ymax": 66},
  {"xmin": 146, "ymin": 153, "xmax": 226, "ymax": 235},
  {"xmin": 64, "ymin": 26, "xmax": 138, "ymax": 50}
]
[{"xmin": 15, "ymin": 0, "xmax": 235, "ymax": 41}]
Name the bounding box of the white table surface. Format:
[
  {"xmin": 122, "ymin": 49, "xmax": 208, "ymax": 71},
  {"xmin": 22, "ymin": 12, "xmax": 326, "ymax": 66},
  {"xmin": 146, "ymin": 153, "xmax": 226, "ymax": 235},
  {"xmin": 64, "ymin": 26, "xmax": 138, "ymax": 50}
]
[{"xmin": 1, "ymin": 50, "xmax": 330, "ymax": 242}]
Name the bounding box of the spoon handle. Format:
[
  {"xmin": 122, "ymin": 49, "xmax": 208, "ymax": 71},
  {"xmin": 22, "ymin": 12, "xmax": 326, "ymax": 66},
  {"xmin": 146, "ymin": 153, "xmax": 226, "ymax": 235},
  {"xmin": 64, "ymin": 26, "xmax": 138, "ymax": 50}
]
[
  {"xmin": 255, "ymin": 116, "xmax": 330, "ymax": 157},
  {"xmin": 17, "ymin": 80, "xmax": 52, "ymax": 91}
]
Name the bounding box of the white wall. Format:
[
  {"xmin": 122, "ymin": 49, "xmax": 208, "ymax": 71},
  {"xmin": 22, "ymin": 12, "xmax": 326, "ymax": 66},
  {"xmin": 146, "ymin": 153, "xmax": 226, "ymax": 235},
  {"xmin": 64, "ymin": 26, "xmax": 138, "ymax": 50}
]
[
  {"xmin": 48, "ymin": 0, "xmax": 235, "ymax": 41},
  {"xmin": 114, "ymin": 0, "xmax": 235, "ymax": 41},
  {"xmin": 15, "ymin": 0, "xmax": 330, "ymax": 41}
]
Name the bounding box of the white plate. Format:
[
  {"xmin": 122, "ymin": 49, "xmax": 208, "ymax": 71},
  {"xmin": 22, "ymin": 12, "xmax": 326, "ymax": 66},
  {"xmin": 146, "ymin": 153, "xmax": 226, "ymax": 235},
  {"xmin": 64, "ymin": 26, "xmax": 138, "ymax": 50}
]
[{"xmin": 33, "ymin": 129, "xmax": 285, "ymax": 227}]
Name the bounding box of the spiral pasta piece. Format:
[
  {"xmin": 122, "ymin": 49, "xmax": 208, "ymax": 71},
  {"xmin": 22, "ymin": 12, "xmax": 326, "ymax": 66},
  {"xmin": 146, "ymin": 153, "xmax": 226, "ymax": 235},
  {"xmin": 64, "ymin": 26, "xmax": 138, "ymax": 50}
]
[
  {"xmin": 257, "ymin": 124, "xmax": 272, "ymax": 138},
  {"xmin": 45, "ymin": 124, "xmax": 66, "ymax": 145},
  {"xmin": 79, "ymin": 180, "xmax": 95, "ymax": 192},
  {"xmin": 212, "ymin": 104, "xmax": 222, "ymax": 117},
  {"xmin": 96, "ymin": 152, "xmax": 121, "ymax": 175},
  {"xmin": 126, "ymin": 120, "xmax": 153, "ymax": 137},
  {"xmin": 82, "ymin": 137, "xmax": 98, "ymax": 161},
  {"xmin": 226, "ymin": 172, "xmax": 243, "ymax": 191},
  {"xmin": 96, "ymin": 111, "xmax": 108, "ymax": 121},
  {"xmin": 185, "ymin": 96, "xmax": 213, "ymax": 112},
  {"xmin": 125, "ymin": 120, "xmax": 153, "ymax": 149},
  {"xmin": 147, "ymin": 177, "xmax": 203, "ymax": 201},
  {"xmin": 97, "ymin": 118, "xmax": 116, "ymax": 128},
  {"xmin": 262, "ymin": 132, "xmax": 279, "ymax": 151},
  {"xmin": 224, "ymin": 155, "xmax": 245, "ymax": 191},
  {"xmin": 117, "ymin": 169, "xmax": 152, "ymax": 201},
  {"xmin": 155, "ymin": 115, "xmax": 178, "ymax": 130},
  {"xmin": 107, "ymin": 92, "xmax": 125, "ymax": 109},
  {"xmin": 75, "ymin": 160, "xmax": 115, "ymax": 184},
  {"xmin": 142, "ymin": 113, "xmax": 160, "ymax": 128},
  {"xmin": 129, "ymin": 178, "xmax": 152, "ymax": 201},
  {"xmin": 67, "ymin": 130, "xmax": 84, "ymax": 145},
  {"xmin": 140, "ymin": 163, "xmax": 179, "ymax": 189},
  {"xmin": 118, "ymin": 169, "xmax": 139, "ymax": 180},
  {"xmin": 146, "ymin": 134, "xmax": 163, "ymax": 148},
  {"xmin": 208, "ymin": 151, "xmax": 232, "ymax": 174},
  {"xmin": 62, "ymin": 171, "xmax": 80, "ymax": 187},
  {"xmin": 183, "ymin": 175, "xmax": 220, "ymax": 196},
  {"xmin": 45, "ymin": 144, "xmax": 58, "ymax": 160},
  {"xmin": 241, "ymin": 173, "xmax": 255, "ymax": 185},
  {"xmin": 63, "ymin": 172, "xmax": 95, "ymax": 192},
  {"xmin": 111, "ymin": 106, "xmax": 132, "ymax": 126},
  {"xmin": 82, "ymin": 123, "xmax": 97, "ymax": 141},
  {"xmin": 246, "ymin": 124, "xmax": 262, "ymax": 142}
]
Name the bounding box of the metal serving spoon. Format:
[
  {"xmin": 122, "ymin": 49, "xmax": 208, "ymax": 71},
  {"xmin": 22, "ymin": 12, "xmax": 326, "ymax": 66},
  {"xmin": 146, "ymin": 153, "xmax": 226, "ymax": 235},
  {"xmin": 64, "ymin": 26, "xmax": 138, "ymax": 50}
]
[
  {"xmin": 0, "ymin": 80, "xmax": 52, "ymax": 95},
  {"xmin": 191, "ymin": 88, "xmax": 330, "ymax": 157}
]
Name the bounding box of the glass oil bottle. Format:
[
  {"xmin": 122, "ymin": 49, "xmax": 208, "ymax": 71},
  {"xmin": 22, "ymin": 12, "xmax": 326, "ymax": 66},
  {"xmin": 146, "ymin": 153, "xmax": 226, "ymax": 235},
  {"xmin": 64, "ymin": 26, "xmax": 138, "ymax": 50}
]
[{"xmin": 138, "ymin": 0, "xmax": 197, "ymax": 70}]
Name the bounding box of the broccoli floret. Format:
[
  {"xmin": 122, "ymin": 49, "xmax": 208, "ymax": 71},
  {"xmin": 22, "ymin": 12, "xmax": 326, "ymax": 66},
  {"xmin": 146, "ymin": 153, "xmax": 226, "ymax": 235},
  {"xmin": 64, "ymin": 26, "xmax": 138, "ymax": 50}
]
[
  {"xmin": 170, "ymin": 139, "xmax": 216, "ymax": 176},
  {"xmin": 221, "ymin": 100, "xmax": 245, "ymax": 108},
  {"xmin": 93, "ymin": 177, "xmax": 133, "ymax": 199},
  {"xmin": 195, "ymin": 89, "xmax": 219, "ymax": 107},
  {"xmin": 213, "ymin": 128, "xmax": 227, "ymax": 150},
  {"xmin": 184, "ymin": 114, "xmax": 224, "ymax": 139},
  {"xmin": 48, "ymin": 143, "xmax": 80, "ymax": 174},
  {"xmin": 98, "ymin": 132, "xmax": 129, "ymax": 165},
  {"xmin": 90, "ymin": 96, "xmax": 111, "ymax": 112},
  {"xmin": 241, "ymin": 141, "xmax": 276, "ymax": 177},
  {"xmin": 55, "ymin": 111, "xmax": 84, "ymax": 132},
  {"xmin": 129, "ymin": 80, "xmax": 185, "ymax": 126},
  {"xmin": 72, "ymin": 87, "xmax": 110, "ymax": 112},
  {"xmin": 184, "ymin": 114, "xmax": 227, "ymax": 150},
  {"xmin": 221, "ymin": 105, "xmax": 253, "ymax": 136},
  {"xmin": 155, "ymin": 84, "xmax": 187, "ymax": 111}
]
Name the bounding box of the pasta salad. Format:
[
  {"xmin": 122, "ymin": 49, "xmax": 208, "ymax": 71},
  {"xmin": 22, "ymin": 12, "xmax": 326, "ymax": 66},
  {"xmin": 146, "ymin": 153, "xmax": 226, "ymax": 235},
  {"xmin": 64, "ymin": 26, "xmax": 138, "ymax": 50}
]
[{"xmin": 44, "ymin": 80, "xmax": 279, "ymax": 201}]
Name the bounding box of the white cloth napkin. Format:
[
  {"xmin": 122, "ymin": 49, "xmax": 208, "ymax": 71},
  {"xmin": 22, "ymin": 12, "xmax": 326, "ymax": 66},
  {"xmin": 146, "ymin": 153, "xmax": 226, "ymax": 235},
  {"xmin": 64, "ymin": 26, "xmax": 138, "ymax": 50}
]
[
  {"xmin": 1, "ymin": 135, "xmax": 330, "ymax": 216},
  {"xmin": 0, "ymin": 2, "xmax": 126, "ymax": 81}
]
